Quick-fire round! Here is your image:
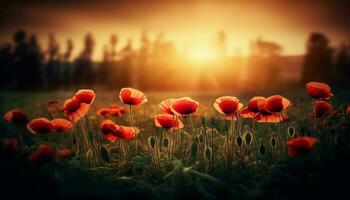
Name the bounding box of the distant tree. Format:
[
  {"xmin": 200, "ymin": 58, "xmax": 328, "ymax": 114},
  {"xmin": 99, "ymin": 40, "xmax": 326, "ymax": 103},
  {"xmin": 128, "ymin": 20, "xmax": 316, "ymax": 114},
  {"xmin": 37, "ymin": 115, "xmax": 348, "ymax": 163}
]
[
  {"xmin": 247, "ymin": 37, "xmax": 283, "ymax": 87},
  {"xmin": 110, "ymin": 34, "xmax": 118, "ymax": 60},
  {"xmin": 13, "ymin": 30, "xmax": 29, "ymax": 89},
  {"xmin": 138, "ymin": 30, "xmax": 150, "ymax": 89},
  {"xmin": 215, "ymin": 31, "xmax": 227, "ymax": 58},
  {"xmin": 335, "ymin": 44, "xmax": 350, "ymax": 85},
  {"xmin": 0, "ymin": 43, "xmax": 14, "ymax": 88},
  {"xmin": 45, "ymin": 33, "xmax": 61, "ymax": 88},
  {"xmin": 27, "ymin": 35, "xmax": 43, "ymax": 88},
  {"xmin": 301, "ymin": 32, "xmax": 333, "ymax": 83},
  {"xmin": 118, "ymin": 38, "xmax": 134, "ymax": 87},
  {"xmin": 63, "ymin": 39, "xmax": 74, "ymax": 61},
  {"xmin": 74, "ymin": 33, "xmax": 95, "ymax": 86},
  {"xmin": 61, "ymin": 39, "xmax": 74, "ymax": 87}
]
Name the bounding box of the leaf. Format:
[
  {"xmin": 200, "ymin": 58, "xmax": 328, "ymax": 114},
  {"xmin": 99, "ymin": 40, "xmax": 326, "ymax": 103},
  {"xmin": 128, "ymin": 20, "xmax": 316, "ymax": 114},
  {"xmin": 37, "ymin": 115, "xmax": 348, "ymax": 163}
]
[
  {"xmin": 191, "ymin": 170, "xmax": 220, "ymax": 183},
  {"xmin": 163, "ymin": 160, "xmax": 183, "ymax": 179}
]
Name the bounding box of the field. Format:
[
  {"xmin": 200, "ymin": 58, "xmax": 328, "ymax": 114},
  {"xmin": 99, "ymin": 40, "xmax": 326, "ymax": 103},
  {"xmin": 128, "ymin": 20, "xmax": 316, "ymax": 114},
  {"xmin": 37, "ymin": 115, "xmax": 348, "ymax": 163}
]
[{"xmin": 1, "ymin": 87, "xmax": 350, "ymax": 199}]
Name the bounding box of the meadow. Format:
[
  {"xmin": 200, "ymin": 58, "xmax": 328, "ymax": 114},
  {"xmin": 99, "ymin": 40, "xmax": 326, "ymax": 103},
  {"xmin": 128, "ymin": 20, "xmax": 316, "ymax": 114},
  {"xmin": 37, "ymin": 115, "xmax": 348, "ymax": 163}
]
[{"xmin": 1, "ymin": 84, "xmax": 350, "ymax": 200}]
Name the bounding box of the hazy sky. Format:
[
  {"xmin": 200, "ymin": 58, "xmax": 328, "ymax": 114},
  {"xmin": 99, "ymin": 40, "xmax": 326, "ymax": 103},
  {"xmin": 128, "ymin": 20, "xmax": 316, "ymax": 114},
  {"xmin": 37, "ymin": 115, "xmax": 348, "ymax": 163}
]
[{"xmin": 1, "ymin": 0, "xmax": 350, "ymax": 60}]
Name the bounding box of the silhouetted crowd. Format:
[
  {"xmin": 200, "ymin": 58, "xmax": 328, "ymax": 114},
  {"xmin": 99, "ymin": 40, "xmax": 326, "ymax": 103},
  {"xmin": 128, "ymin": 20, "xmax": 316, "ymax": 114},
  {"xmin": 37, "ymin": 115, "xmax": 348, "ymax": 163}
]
[{"xmin": 0, "ymin": 30, "xmax": 350, "ymax": 91}]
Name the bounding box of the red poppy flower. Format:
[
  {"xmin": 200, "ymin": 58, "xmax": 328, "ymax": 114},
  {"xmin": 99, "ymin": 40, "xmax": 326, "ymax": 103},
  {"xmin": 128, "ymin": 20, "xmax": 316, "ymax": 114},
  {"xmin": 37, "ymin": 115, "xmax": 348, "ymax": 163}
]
[
  {"xmin": 240, "ymin": 96, "xmax": 266, "ymax": 118},
  {"xmin": 63, "ymin": 98, "xmax": 90, "ymax": 121},
  {"xmin": 27, "ymin": 118, "xmax": 54, "ymax": 134},
  {"xmin": 57, "ymin": 149, "xmax": 71, "ymax": 159},
  {"xmin": 2, "ymin": 138, "xmax": 19, "ymax": 152},
  {"xmin": 287, "ymin": 137, "xmax": 317, "ymax": 157},
  {"xmin": 306, "ymin": 82, "xmax": 333, "ymax": 100},
  {"xmin": 3, "ymin": 109, "xmax": 28, "ymax": 125},
  {"xmin": 347, "ymin": 105, "xmax": 350, "ymax": 115},
  {"xmin": 119, "ymin": 126, "xmax": 139, "ymax": 141},
  {"xmin": 105, "ymin": 134, "xmax": 118, "ymax": 142},
  {"xmin": 213, "ymin": 96, "xmax": 243, "ymax": 116},
  {"xmin": 119, "ymin": 88, "xmax": 148, "ymax": 105},
  {"xmin": 264, "ymin": 95, "xmax": 291, "ymax": 113},
  {"xmin": 155, "ymin": 114, "xmax": 184, "ymax": 130},
  {"xmin": 100, "ymin": 119, "xmax": 119, "ymax": 142},
  {"xmin": 110, "ymin": 108, "xmax": 124, "ymax": 117},
  {"xmin": 109, "ymin": 104, "xmax": 125, "ymax": 112},
  {"xmin": 51, "ymin": 118, "xmax": 72, "ymax": 132},
  {"xmin": 282, "ymin": 114, "xmax": 291, "ymax": 122},
  {"xmin": 73, "ymin": 89, "xmax": 95, "ymax": 105},
  {"xmin": 29, "ymin": 144, "xmax": 56, "ymax": 165},
  {"xmin": 159, "ymin": 98, "xmax": 175, "ymax": 115},
  {"xmin": 97, "ymin": 108, "xmax": 111, "ymax": 117},
  {"xmin": 109, "ymin": 104, "xmax": 119, "ymax": 108},
  {"xmin": 314, "ymin": 100, "xmax": 332, "ymax": 118},
  {"xmin": 170, "ymin": 97, "xmax": 199, "ymax": 116},
  {"xmin": 255, "ymin": 112, "xmax": 282, "ymax": 123}
]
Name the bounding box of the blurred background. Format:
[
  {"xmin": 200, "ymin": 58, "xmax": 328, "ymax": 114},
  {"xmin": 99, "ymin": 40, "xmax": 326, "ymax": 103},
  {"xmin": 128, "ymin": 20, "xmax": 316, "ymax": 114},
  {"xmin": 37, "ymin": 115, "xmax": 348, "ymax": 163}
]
[{"xmin": 0, "ymin": 0, "xmax": 350, "ymax": 92}]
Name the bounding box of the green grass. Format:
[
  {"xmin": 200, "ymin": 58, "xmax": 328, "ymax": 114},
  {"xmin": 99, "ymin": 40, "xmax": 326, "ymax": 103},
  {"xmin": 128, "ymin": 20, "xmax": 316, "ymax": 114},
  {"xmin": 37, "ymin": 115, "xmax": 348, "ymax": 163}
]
[{"xmin": 1, "ymin": 88, "xmax": 350, "ymax": 199}]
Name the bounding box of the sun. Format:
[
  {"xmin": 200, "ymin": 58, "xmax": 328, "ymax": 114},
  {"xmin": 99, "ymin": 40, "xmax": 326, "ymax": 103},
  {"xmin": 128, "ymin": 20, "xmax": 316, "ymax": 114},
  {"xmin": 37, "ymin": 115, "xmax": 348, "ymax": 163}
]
[{"xmin": 186, "ymin": 44, "xmax": 218, "ymax": 64}]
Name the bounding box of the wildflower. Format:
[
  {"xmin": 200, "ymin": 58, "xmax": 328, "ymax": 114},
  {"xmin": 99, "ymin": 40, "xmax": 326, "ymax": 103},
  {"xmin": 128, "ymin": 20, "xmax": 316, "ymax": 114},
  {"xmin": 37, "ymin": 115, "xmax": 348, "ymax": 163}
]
[
  {"xmin": 159, "ymin": 98, "xmax": 175, "ymax": 115},
  {"xmin": 97, "ymin": 108, "xmax": 111, "ymax": 117},
  {"xmin": 118, "ymin": 126, "xmax": 139, "ymax": 141},
  {"xmin": 213, "ymin": 96, "xmax": 243, "ymax": 116},
  {"xmin": 240, "ymin": 96, "xmax": 266, "ymax": 118},
  {"xmin": 170, "ymin": 97, "xmax": 199, "ymax": 116},
  {"xmin": 100, "ymin": 119, "xmax": 119, "ymax": 142},
  {"xmin": 3, "ymin": 109, "xmax": 28, "ymax": 125},
  {"xmin": 51, "ymin": 118, "xmax": 72, "ymax": 132},
  {"xmin": 2, "ymin": 138, "xmax": 19, "ymax": 152},
  {"xmin": 314, "ymin": 100, "xmax": 332, "ymax": 118},
  {"xmin": 63, "ymin": 97, "xmax": 89, "ymax": 121},
  {"xmin": 27, "ymin": 118, "xmax": 54, "ymax": 134},
  {"xmin": 155, "ymin": 114, "xmax": 184, "ymax": 130},
  {"xmin": 119, "ymin": 87, "xmax": 148, "ymax": 105},
  {"xmin": 264, "ymin": 95, "xmax": 291, "ymax": 113},
  {"xmin": 287, "ymin": 137, "xmax": 317, "ymax": 157},
  {"xmin": 29, "ymin": 144, "xmax": 56, "ymax": 165},
  {"xmin": 306, "ymin": 82, "xmax": 333, "ymax": 100},
  {"xmin": 57, "ymin": 149, "xmax": 71, "ymax": 159},
  {"xmin": 73, "ymin": 89, "xmax": 95, "ymax": 105}
]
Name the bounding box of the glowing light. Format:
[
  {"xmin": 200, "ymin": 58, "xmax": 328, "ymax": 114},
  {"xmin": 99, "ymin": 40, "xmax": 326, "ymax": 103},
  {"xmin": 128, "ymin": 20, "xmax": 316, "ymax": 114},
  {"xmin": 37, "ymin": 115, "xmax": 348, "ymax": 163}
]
[{"xmin": 186, "ymin": 44, "xmax": 218, "ymax": 64}]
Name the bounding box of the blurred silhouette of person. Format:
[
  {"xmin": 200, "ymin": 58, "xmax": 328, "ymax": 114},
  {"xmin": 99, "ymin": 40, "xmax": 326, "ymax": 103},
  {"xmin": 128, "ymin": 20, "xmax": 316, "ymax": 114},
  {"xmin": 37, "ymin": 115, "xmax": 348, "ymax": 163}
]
[
  {"xmin": 302, "ymin": 32, "xmax": 333, "ymax": 83},
  {"xmin": 74, "ymin": 33, "xmax": 95, "ymax": 86}
]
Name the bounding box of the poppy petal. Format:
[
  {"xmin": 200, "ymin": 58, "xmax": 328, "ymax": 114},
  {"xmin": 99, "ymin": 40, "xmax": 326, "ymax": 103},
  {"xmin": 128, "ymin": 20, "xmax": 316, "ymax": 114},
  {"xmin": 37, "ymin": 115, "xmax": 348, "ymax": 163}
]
[{"xmin": 27, "ymin": 118, "xmax": 54, "ymax": 134}]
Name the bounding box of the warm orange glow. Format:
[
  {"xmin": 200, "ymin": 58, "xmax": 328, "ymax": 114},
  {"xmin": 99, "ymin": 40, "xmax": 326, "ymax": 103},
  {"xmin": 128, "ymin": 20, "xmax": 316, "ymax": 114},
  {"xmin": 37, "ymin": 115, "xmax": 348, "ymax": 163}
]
[{"xmin": 186, "ymin": 44, "xmax": 217, "ymax": 64}]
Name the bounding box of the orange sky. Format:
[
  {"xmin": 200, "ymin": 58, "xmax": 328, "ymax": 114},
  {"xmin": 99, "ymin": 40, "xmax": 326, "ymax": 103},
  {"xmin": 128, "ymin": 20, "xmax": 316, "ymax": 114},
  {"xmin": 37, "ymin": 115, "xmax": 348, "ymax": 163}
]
[{"xmin": 1, "ymin": 0, "xmax": 349, "ymax": 60}]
